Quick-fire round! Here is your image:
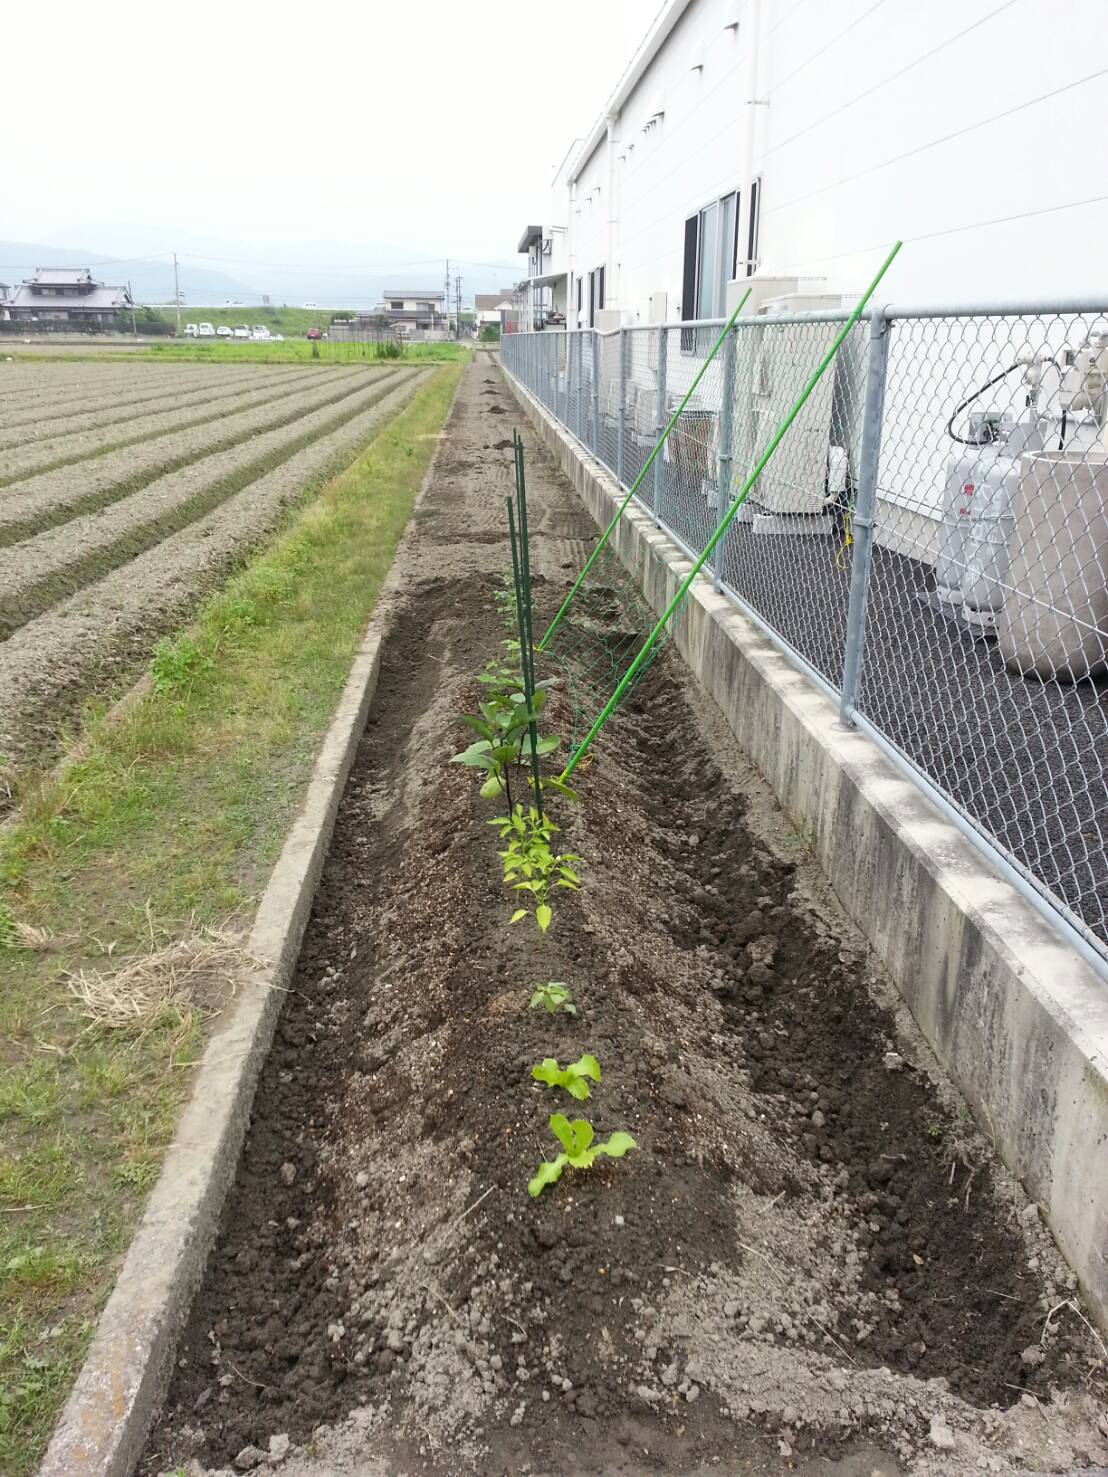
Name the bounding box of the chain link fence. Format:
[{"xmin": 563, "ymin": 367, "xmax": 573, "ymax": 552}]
[{"xmin": 502, "ymin": 304, "xmax": 1108, "ymax": 968}]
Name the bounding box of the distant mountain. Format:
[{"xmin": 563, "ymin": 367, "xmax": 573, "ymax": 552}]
[{"xmin": 1, "ymin": 230, "xmax": 520, "ymax": 310}]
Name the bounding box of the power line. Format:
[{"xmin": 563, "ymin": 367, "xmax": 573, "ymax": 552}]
[{"xmin": 763, "ymin": 63, "xmax": 1108, "ymax": 218}]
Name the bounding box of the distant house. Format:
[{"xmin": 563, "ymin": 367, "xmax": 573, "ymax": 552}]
[
  {"xmin": 377, "ymin": 289, "xmax": 446, "ymax": 334},
  {"xmin": 6, "ymin": 267, "xmax": 132, "ymax": 330},
  {"xmin": 474, "ymin": 290, "xmax": 518, "ymax": 335},
  {"xmin": 0, "ymin": 284, "xmax": 10, "ymax": 323}
]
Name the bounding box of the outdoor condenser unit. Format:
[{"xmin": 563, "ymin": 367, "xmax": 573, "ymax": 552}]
[{"xmin": 742, "ymin": 296, "xmax": 844, "ymax": 516}]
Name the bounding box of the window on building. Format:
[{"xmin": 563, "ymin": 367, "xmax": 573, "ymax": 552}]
[
  {"xmin": 575, "ymin": 277, "xmax": 582, "ymax": 320},
  {"xmin": 681, "ymin": 182, "xmax": 761, "ymax": 323},
  {"xmin": 588, "ymin": 266, "xmax": 605, "ymax": 327},
  {"xmin": 390, "ymin": 300, "xmax": 403, "ymax": 309}
]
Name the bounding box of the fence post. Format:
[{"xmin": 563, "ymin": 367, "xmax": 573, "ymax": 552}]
[
  {"xmin": 838, "ymin": 307, "xmax": 890, "ymax": 727},
  {"xmin": 652, "ymin": 326, "xmax": 667, "ymax": 525},
  {"xmin": 713, "ymin": 326, "xmax": 737, "ymax": 593},
  {"xmin": 591, "ymin": 331, "xmax": 600, "ymax": 457},
  {"xmin": 617, "ymin": 328, "xmax": 627, "ymax": 486}
]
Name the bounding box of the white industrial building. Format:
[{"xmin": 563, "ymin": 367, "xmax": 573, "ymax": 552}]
[
  {"xmin": 511, "ymin": 0, "xmax": 1108, "ymax": 545},
  {"xmin": 516, "ymin": 0, "xmax": 1108, "ymax": 328}
]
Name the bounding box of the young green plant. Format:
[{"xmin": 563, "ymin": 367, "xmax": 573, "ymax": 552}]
[
  {"xmin": 531, "ymin": 1053, "xmax": 600, "ymax": 1101},
  {"xmin": 529, "ymin": 982, "xmax": 576, "ymax": 1015},
  {"xmin": 489, "ymin": 804, "xmax": 580, "ymax": 932},
  {"xmin": 528, "ymin": 1113, "xmax": 636, "ymax": 1197}
]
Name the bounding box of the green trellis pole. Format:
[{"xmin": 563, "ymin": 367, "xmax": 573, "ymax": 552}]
[
  {"xmin": 506, "ymin": 493, "xmax": 544, "ymax": 819},
  {"xmin": 559, "ymin": 241, "xmax": 903, "ymax": 781},
  {"xmin": 537, "ymin": 285, "xmax": 754, "ymax": 652}
]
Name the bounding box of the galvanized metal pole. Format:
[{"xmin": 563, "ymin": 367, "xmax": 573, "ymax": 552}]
[
  {"xmin": 838, "ymin": 307, "xmax": 891, "ymax": 727},
  {"xmin": 617, "ymin": 328, "xmax": 627, "ymax": 486},
  {"xmin": 591, "ymin": 331, "xmax": 600, "ymax": 457},
  {"xmin": 653, "ymin": 326, "xmax": 667, "ymax": 525},
  {"xmin": 574, "ymin": 335, "xmax": 584, "ymax": 444},
  {"xmin": 714, "ymin": 328, "xmax": 737, "ymax": 593}
]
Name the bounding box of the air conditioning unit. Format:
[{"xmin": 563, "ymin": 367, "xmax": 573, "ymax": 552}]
[{"xmin": 733, "ymin": 295, "xmax": 851, "ymax": 517}]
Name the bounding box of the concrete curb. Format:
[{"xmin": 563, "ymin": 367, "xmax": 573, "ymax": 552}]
[
  {"xmin": 503, "ymin": 370, "xmax": 1108, "ymax": 1331},
  {"xmin": 37, "ymin": 373, "xmax": 463, "ymax": 1477}
]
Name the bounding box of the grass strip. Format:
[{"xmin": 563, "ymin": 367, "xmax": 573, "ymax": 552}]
[
  {"xmin": 11, "ymin": 341, "xmax": 472, "ymax": 366},
  {"xmin": 0, "ymin": 360, "xmax": 461, "ymax": 1476}
]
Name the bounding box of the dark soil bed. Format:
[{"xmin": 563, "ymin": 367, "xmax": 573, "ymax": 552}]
[{"xmin": 141, "ymin": 363, "xmax": 1106, "ymax": 1477}]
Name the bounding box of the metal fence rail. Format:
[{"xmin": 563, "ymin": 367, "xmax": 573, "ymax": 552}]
[{"xmin": 501, "ymin": 305, "xmax": 1108, "ymax": 971}]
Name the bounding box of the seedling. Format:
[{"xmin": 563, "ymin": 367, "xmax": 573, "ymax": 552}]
[
  {"xmin": 532, "ymin": 1053, "xmax": 600, "ymax": 1101},
  {"xmin": 453, "ymin": 688, "xmax": 558, "ymax": 804},
  {"xmin": 490, "ymin": 805, "xmax": 580, "ymax": 932},
  {"xmin": 530, "ymin": 982, "xmax": 576, "ymax": 1015},
  {"xmin": 528, "ymin": 1113, "xmax": 636, "ymax": 1197}
]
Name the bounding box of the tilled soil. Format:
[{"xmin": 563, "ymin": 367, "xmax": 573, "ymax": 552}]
[
  {"xmin": 0, "ymin": 369, "xmax": 429, "ymax": 767},
  {"xmin": 142, "ymin": 357, "xmax": 1107, "ymax": 1477},
  {"xmin": 0, "ymin": 364, "xmax": 338, "ymax": 486}
]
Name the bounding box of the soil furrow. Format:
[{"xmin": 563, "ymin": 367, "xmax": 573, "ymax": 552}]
[
  {"xmin": 139, "ymin": 358, "xmax": 1107, "ymax": 1477},
  {"xmin": 0, "ymin": 367, "xmax": 397, "ymax": 565},
  {"xmin": 0, "ymin": 365, "xmax": 340, "ymax": 484},
  {"xmin": 0, "ymin": 369, "xmax": 432, "ymax": 766},
  {"xmin": 0, "ymin": 365, "xmax": 273, "ymax": 434}
]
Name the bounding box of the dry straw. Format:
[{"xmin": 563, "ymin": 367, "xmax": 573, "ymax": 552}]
[{"xmin": 66, "ymin": 923, "xmax": 255, "ymax": 1034}]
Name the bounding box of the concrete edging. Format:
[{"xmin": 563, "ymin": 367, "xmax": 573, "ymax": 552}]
[
  {"xmin": 38, "ymin": 374, "xmax": 462, "ymax": 1477},
  {"xmin": 503, "ymin": 369, "xmax": 1108, "ymax": 1330}
]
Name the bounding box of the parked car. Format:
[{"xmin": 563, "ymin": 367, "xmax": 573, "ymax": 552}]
[
  {"xmin": 306, "ymin": 328, "xmax": 323, "ymax": 341},
  {"xmin": 183, "ymin": 323, "xmax": 200, "ymax": 338},
  {"xmin": 250, "ymin": 326, "xmax": 271, "ymax": 340},
  {"xmin": 216, "ymin": 325, "xmax": 233, "ymax": 338},
  {"xmin": 233, "ymin": 324, "xmax": 250, "ymax": 339},
  {"xmin": 198, "ymin": 322, "xmax": 215, "ymax": 337},
  {"xmin": 273, "ymin": 333, "xmax": 285, "ymax": 342}
]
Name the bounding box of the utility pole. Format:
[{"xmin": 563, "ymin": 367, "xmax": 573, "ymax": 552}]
[
  {"xmin": 172, "ymin": 253, "xmax": 182, "ymax": 335},
  {"xmin": 444, "ymin": 258, "xmax": 450, "ymax": 333},
  {"xmin": 454, "ymin": 274, "xmax": 462, "ymax": 339},
  {"xmin": 127, "ymin": 280, "xmax": 137, "ymax": 336}
]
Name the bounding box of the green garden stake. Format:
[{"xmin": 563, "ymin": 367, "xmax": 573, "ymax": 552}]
[
  {"xmin": 560, "ymin": 241, "xmax": 904, "ymax": 779},
  {"xmin": 539, "ymin": 285, "xmax": 753, "ymax": 651},
  {"xmin": 507, "ymin": 495, "xmax": 545, "ymax": 819}
]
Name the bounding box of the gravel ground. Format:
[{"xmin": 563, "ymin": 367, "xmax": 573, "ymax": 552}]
[
  {"xmin": 643, "ymin": 487, "xmax": 1108, "ymax": 954},
  {"xmin": 0, "ymin": 367, "xmax": 378, "ymax": 547},
  {"xmin": 0, "ymin": 369, "xmax": 431, "ymax": 764},
  {"xmin": 141, "ymin": 360, "xmax": 1107, "ymax": 1477},
  {"xmin": 0, "ymin": 365, "xmax": 332, "ymax": 483}
]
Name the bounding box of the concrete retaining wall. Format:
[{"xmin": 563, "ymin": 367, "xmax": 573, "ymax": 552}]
[{"xmin": 503, "ymin": 368, "xmax": 1108, "ymax": 1331}]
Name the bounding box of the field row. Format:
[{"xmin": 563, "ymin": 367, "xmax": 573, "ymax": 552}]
[
  {"xmin": 0, "ymin": 363, "xmax": 327, "ymax": 441},
  {"xmin": 0, "ymin": 368, "xmax": 414, "ymax": 635},
  {"xmin": 0, "ymin": 367, "xmax": 377, "ymax": 540},
  {"xmin": 0, "ymin": 366, "xmax": 431, "ymax": 764},
  {"xmin": 0, "ymin": 365, "xmax": 354, "ymax": 485}
]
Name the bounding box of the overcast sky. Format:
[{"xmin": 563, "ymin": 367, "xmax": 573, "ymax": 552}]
[{"xmin": 6, "ymin": 0, "xmax": 657, "ymax": 275}]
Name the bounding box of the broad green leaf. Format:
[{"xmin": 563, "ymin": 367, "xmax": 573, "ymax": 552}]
[
  {"xmin": 597, "ymin": 1132, "xmax": 637, "ymax": 1159},
  {"xmin": 535, "ymin": 904, "xmax": 552, "ymax": 933},
  {"xmin": 559, "ymin": 865, "xmax": 581, "ymax": 884},
  {"xmin": 460, "ymin": 715, "xmax": 495, "ymax": 740},
  {"xmin": 574, "ymin": 1054, "xmax": 601, "ymax": 1083},
  {"xmin": 567, "ymin": 1118, "xmax": 594, "ymax": 1157},
  {"xmin": 528, "ymin": 1156, "xmax": 566, "ymax": 1197},
  {"xmin": 479, "ymin": 772, "xmax": 505, "ymax": 799},
  {"xmin": 534, "ymin": 735, "xmax": 560, "ymax": 755},
  {"xmin": 531, "ymin": 1058, "xmax": 563, "ymax": 1088},
  {"xmin": 509, "ymin": 908, "xmax": 528, "ymax": 924},
  {"xmin": 549, "ymin": 1113, "xmax": 575, "ymax": 1155}
]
